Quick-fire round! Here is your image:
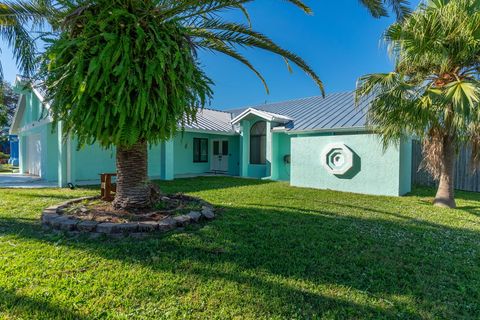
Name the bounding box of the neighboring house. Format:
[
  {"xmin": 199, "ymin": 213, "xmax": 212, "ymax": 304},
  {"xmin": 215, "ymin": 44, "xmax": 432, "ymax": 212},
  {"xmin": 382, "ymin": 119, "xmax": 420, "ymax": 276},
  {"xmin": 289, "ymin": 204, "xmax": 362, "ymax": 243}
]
[{"xmin": 10, "ymin": 77, "xmax": 412, "ymax": 196}]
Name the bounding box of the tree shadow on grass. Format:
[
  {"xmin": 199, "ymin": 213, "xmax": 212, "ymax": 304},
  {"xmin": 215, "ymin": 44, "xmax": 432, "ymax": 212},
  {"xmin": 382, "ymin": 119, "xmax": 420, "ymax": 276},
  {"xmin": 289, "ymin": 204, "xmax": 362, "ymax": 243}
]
[
  {"xmin": 0, "ymin": 287, "xmax": 86, "ymax": 319},
  {"xmin": 153, "ymin": 176, "xmax": 275, "ymax": 194},
  {"xmin": 1, "ymin": 198, "xmax": 480, "ymax": 318}
]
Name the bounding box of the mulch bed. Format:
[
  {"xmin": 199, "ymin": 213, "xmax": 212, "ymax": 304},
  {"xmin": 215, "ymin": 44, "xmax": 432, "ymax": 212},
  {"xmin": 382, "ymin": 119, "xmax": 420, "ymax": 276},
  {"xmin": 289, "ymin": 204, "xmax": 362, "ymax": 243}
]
[
  {"xmin": 64, "ymin": 194, "xmax": 204, "ymax": 223},
  {"xmin": 41, "ymin": 194, "xmax": 216, "ymax": 239}
]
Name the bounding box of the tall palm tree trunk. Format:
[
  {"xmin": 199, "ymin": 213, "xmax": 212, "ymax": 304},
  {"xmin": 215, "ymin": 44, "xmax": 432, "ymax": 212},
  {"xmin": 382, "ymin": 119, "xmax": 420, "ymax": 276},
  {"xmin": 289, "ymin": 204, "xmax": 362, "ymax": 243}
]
[
  {"xmin": 113, "ymin": 140, "xmax": 152, "ymax": 210},
  {"xmin": 433, "ymin": 137, "xmax": 456, "ymax": 209}
]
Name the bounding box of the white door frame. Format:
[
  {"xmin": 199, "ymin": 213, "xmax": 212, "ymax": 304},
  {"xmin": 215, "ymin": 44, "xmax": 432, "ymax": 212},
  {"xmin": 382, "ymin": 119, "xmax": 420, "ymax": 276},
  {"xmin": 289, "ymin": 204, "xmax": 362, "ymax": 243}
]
[{"xmin": 211, "ymin": 139, "xmax": 229, "ymax": 172}]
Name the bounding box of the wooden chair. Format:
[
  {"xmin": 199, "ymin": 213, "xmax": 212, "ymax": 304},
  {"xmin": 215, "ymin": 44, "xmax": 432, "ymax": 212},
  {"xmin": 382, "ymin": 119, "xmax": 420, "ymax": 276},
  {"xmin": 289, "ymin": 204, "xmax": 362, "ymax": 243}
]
[{"xmin": 100, "ymin": 173, "xmax": 117, "ymax": 201}]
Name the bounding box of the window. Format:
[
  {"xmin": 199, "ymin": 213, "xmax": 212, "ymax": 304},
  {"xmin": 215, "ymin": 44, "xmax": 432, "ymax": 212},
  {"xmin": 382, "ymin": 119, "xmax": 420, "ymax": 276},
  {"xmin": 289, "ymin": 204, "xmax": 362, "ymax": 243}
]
[
  {"xmin": 250, "ymin": 121, "xmax": 266, "ymax": 164},
  {"xmin": 222, "ymin": 140, "xmax": 229, "ymax": 155},
  {"xmin": 193, "ymin": 138, "xmax": 208, "ymax": 163}
]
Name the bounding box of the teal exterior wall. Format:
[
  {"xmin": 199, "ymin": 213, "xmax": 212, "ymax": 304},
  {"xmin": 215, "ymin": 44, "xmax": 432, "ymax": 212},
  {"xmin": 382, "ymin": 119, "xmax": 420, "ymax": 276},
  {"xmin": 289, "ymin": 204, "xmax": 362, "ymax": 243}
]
[
  {"xmin": 173, "ymin": 131, "xmax": 239, "ymax": 177},
  {"xmin": 19, "ymin": 91, "xmax": 45, "ymax": 128},
  {"xmin": 148, "ymin": 144, "xmax": 162, "ymax": 178},
  {"xmin": 399, "ymin": 137, "xmax": 413, "ymax": 195},
  {"xmin": 74, "ymin": 143, "xmax": 116, "ymax": 181},
  {"xmin": 271, "ymin": 132, "xmax": 291, "ymax": 181},
  {"xmin": 14, "ymin": 86, "xmax": 412, "ymax": 196},
  {"xmin": 290, "ymin": 133, "xmax": 412, "ymax": 196},
  {"xmin": 239, "ymin": 118, "xmax": 268, "ymax": 178},
  {"xmin": 17, "ymin": 122, "xmax": 58, "ymax": 182}
]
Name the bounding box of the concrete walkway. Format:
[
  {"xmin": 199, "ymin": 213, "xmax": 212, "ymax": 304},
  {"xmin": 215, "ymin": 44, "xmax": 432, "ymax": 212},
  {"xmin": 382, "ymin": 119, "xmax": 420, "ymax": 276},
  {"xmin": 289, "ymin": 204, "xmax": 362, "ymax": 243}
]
[{"xmin": 0, "ymin": 173, "xmax": 56, "ymax": 188}]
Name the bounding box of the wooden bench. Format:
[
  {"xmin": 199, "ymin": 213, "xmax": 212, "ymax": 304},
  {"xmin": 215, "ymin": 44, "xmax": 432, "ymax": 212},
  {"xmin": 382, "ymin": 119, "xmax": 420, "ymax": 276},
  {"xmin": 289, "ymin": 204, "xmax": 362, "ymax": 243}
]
[{"xmin": 100, "ymin": 173, "xmax": 117, "ymax": 201}]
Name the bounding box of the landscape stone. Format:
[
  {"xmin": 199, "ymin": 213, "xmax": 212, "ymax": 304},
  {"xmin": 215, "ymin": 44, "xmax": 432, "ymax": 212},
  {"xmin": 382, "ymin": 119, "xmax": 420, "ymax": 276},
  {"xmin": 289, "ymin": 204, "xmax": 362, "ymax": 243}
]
[
  {"xmin": 97, "ymin": 223, "xmax": 119, "ymax": 234},
  {"xmin": 41, "ymin": 213, "xmax": 60, "ymax": 225},
  {"xmin": 188, "ymin": 211, "xmax": 202, "ymax": 222},
  {"xmin": 77, "ymin": 221, "xmax": 99, "ymax": 232},
  {"xmin": 43, "ymin": 206, "xmax": 59, "ymax": 215},
  {"xmin": 137, "ymin": 221, "xmax": 158, "ymax": 232},
  {"xmin": 201, "ymin": 208, "xmax": 215, "ymax": 220},
  {"xmin": 116, "ymin": 223, "xmax": 139, "ymax": 233},
  {"xmin": 50, "ymin": 216, "xmax": 73, "ymax": 229},
  {"xmin": 158, "ymin": 218, "xmax": 177, "ymax": 232},
  {"xmin": 174, "ymin": 215, "xmax": 191, "ymax": 227},
  {"xmin": 59, "ymin": 219, "xmax": 79, "ymax": 231},
  {"xmin": 42, "ymin": 196, "xmax": 216, "ymax": 237}
]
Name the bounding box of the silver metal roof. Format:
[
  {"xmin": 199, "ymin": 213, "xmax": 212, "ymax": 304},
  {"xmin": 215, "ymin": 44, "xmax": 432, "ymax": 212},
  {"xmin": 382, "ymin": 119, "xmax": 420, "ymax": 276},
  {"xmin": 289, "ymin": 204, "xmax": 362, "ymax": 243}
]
[
  {"xmin": 15, "ymin": 75, "xmax": 368, "ymax": 134},
  {"xmin": 183, "ymin": 108, "xmax": 235, "ymax": 133},
  {"xmin": 228, "ymin": 92, "xmax": 371, "ymax": 132}
]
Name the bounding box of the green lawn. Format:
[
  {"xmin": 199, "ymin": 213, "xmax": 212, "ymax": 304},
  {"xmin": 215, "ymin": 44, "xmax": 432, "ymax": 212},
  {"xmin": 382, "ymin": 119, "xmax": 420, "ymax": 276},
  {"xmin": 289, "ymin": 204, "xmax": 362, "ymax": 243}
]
[
  {"xmin": 1, "ymin": 177, "xmax": 479, "ymax": 319},
  {"xmin": 0, "ymin": 164, "xmax": 16, "ymax": 173}
]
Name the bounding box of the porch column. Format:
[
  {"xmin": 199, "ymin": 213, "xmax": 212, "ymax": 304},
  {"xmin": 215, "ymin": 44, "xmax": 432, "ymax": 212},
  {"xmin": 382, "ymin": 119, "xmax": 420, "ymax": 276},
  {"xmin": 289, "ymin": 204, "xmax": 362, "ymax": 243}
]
[
  {"xmin": 270, "ymin": 131, "xmax": 279, "ymax": 180},
  {"xmin": 266, "ymin": 121, "xmax": 273, "ymax": 178},
  {"xmin": 67, "ymin": 135, "xmax": 76, "ymax": 185},
  {"xmin": 18, "ymin": 135, "xmax": 27, "ymax": 174},
  {"xmin": 57, "ymin": 122, "xmax": 67, "ymax": 187},
  {"xmin": 240, "ymin": 120, "xmax": 250, "ymax": 177},
  {"xmin": 161, "ymin": 139, "xmax": 174, "ymax": 180}
]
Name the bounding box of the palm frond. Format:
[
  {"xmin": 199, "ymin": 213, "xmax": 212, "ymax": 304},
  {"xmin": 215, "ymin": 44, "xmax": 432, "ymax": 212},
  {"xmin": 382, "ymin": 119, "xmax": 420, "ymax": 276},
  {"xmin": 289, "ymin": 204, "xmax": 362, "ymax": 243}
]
[
  {"xmin": 188, "ymin": 18, "xmax": 324, "ymax": 95},
  {"xmin": 359, "ymin": 0, "xmax": 411, "ymax": 20}
]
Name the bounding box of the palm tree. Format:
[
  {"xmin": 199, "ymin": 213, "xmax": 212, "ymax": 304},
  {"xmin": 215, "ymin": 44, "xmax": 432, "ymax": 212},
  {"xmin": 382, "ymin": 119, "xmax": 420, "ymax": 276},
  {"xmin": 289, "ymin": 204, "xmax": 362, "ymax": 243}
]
[
  {"xmin": 38, "ymin": 0, "xmax": 325, "ymax": 210},
  {"xmin": 360, "ymin": 0, "xmax": 411, "ymax": 19},
  {"xmin": 0, "ymin": 0, "xmax": 411, "ymax": 79},
  {"xmin": 0, "ymin": 1, "xmax": 44, "ymax": 79},
  {"xmin": 356, "ymin": 0, "xmax": 480, "ymax": 209},
  {"xmin": 36, "ymin": 0, "xmax": 413, "ymax": 211}
]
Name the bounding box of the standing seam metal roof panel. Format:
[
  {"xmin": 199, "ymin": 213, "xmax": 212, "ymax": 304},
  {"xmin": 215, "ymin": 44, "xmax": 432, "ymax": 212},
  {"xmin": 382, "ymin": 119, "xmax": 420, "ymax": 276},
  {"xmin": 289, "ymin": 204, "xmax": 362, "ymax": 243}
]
[{"xmin": 227, "ymin": 92, "xmax": 371, "ymax": 132}]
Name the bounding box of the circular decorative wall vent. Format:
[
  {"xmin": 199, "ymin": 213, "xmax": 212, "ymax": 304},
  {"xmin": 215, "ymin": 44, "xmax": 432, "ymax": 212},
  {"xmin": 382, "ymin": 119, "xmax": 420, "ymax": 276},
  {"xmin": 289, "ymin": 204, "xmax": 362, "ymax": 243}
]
[{"xmin": 320, "ymin": 143, "xmax": 354, "ymax": 175}]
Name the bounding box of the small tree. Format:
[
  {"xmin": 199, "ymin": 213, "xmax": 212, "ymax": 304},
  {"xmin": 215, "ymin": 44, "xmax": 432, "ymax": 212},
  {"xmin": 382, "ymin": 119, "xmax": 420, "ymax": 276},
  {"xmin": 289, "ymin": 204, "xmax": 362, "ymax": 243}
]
[
  {"xmin": 0, "ymin": 81, "xmax": 19, "ymax": 127},
  {"xmin": 356, "ymin": 0, "xmax": 480, "ymax": 209},
  {"xmin": 40, "ymin": 0, "xmax": 326, "ymax": 210}
]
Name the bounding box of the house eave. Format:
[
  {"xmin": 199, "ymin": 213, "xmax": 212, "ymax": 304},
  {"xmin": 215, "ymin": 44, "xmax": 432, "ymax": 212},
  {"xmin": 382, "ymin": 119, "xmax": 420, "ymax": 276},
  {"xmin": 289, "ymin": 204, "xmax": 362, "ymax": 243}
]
[
  {"xmin": 230, "ymin": 107, "xmax": 293, "ymax": 125},
  {"xmin": 183, "ymin": 128, "xmax": 238, "ymax": 136},
  {"xmin": 286, "ymin": 126, "xmax": 370, "ymax": 135}
]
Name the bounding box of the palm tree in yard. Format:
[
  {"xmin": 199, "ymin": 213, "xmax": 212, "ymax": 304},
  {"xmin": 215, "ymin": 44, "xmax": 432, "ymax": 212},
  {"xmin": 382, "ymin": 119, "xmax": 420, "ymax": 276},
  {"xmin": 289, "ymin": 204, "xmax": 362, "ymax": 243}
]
[
  {"xmin": 356, "ymin": 0, "xmax": 480, "ymax": 209},
  {"xmin": 36, "ymin": 0, "xmax": 412, "ymax": 211},
  {"xmin": 0, "ymin": 1, "xmax": 43, "ymax": 79}
]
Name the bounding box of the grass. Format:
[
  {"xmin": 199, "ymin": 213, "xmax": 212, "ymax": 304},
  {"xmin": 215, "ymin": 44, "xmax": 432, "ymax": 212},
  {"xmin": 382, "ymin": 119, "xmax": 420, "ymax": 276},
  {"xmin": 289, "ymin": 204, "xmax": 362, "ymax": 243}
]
[
  {"xmin": 0, "ymin": 164, "xmax": 16, "ymax": 173},
  {"xmin": 0, "ymin": 177, "xmax": 479, "ymax": 319}
]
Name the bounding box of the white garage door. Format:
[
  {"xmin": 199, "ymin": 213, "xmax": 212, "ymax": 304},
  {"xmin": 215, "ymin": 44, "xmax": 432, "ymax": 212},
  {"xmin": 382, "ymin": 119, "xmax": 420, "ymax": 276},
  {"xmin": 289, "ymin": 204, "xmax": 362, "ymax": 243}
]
[{"xmin": 27, "ymin": 135, "xmax": 42, "ymax": 176}]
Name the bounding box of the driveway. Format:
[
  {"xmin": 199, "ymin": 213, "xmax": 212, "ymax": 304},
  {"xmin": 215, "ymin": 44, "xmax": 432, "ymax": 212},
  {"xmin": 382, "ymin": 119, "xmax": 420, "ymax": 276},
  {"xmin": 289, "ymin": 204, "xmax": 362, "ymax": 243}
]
[{"xmin": 0, "ymin": 173, "xmax": 56, "ymax": 188}]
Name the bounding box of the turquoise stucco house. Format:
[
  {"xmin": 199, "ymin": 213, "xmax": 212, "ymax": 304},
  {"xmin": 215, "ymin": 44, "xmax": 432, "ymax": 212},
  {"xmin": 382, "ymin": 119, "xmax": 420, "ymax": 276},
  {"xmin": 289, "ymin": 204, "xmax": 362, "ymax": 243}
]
[{"xmin": 10, "ymin": 78, "xmax": 412, "ymax": 196}]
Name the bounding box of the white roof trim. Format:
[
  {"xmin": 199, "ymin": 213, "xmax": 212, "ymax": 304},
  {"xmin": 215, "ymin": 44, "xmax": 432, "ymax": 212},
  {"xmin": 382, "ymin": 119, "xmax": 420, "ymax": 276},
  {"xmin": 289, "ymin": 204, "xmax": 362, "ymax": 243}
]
[
  {"xmin": 230, "ymin": 107, "xmax": 293, "ymax": 125},
  {"xmin": 9, "ymin": 94, "xmax": 26, "ymax": 135},
  {"xmin": 183, "ymin": 128, "xmax": 238, "ymax": 136},
  {"xmin": 10, "ymin": 76, "xmax": 52, "ymax": 135},
  {"xmin": 285, "ymin": 126, "xmax": 370, "ymax": 135}
]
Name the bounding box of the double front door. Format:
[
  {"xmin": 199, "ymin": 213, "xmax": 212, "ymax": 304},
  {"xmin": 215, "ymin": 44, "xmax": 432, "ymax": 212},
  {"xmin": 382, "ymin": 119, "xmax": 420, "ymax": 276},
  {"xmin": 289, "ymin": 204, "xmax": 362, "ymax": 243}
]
[{"xmin": 211, "ymin": 140, "xmax": 229, "ymax": 172}]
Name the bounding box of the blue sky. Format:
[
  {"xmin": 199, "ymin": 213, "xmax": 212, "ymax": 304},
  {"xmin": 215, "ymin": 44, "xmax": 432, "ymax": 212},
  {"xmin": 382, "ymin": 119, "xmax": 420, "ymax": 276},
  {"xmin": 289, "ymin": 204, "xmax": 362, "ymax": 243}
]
[{"xmin": 0, "ymin": 1, "xmax": 419, "ymax": 110}]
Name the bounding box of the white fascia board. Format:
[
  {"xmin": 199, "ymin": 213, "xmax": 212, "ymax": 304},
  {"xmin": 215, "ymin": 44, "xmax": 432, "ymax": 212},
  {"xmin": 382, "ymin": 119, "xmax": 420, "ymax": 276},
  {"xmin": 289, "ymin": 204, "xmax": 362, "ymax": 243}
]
[
  {"xmin": 9, "ymin": 94, "xmax": 26, "ymax": 135},
  {"xmin": 32, "ymin": 87, "xmax": 51, "ymax": 110},
  {"xmin": 183, "ymin": 128, "xmax": 238, "ymax": 136},
  {"xmin": 15, "ymin": 117, "xmax": 53, "ymax": 134},
  {"xmin": 230, "ymin": 107, "xmax": 292, "ymax": 125},
  {"xmin": 286, "ymin": 126, "xmax": 370, "ymax": 135}
]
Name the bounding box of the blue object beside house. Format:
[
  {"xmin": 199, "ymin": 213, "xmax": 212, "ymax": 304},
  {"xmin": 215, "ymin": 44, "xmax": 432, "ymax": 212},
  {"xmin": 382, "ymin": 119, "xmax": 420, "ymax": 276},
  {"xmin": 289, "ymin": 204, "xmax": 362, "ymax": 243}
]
[
  {"xmin": 8, "ymin": 135, "xmax": 19, "ymax": 166},
  {"xmin": 10, "ymin": 77, "xmax": 412, "ymax": 196}
]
